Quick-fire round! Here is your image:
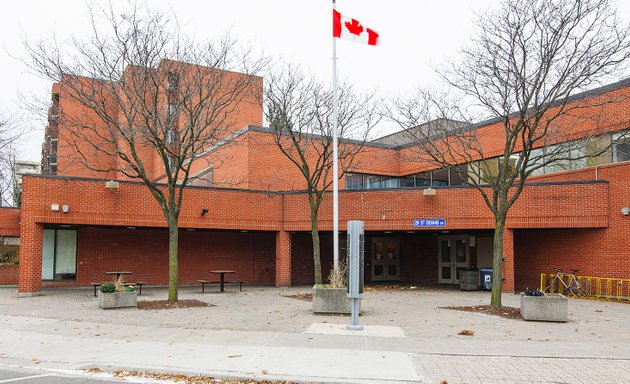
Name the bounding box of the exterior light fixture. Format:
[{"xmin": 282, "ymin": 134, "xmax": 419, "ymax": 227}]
[
  {"xmin": 62, "ymin": 204, "xmax": 69, "ymax": 213},
  {"xmin": 423, "ymin": 188, "xmax": 437, "ymax": 196},
  {"xmin": 622, "ymin": 207, "xmax": 630, "ymax": 216},
  {"xmin": 105, "ymin": 180, "xmax": 120, "ymax": 189},
  {"xmin": 201, "ymin": 208, "xmax": 209, "ymax": 216},
  {"xmin": 51, "ymin": 203, "xmax": 60, "ymax": 211}
]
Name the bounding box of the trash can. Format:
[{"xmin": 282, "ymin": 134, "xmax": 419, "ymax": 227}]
[
  {"xmin": 479, "ymin": 268, "xmax": 493, "ymax": 291},
  {"xmin": 459, "ymin": 268, "xmax": 479, "ymax": 291}
]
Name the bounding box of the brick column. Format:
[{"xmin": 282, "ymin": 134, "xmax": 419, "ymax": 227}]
[
  {"xmin": 275, "ymin": 231, "xmax": 292, "ymax": 287},
  {"xmin": 18, "ymin": 221, "xmax": 43, "ymax": 296},
  {"xmin": 502, "ymin": 228, "xmax": 515, "ymax": 293}
]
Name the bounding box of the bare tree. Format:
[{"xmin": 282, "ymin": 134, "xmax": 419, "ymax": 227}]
[
  {"xmin": 390, "ymin": 0, "xmax": 629, "ymax": 307},
  {"xmin": 0, "ymin": 116, "xmax": 20, "ymax": 207},
  {"xmin": 264, "ymin": 66, "xmax": 379, "ymax": 285},
  {"xmin": 24, "ymin": 3, "xmax": 266, "ymax": 303}
]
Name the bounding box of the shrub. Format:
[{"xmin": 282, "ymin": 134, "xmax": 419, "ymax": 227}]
[
  {"xmin": 327, "ymin": 259, "xmax": 348, "ymax": 288},
  {"xmin": 0, "ymin": 244, "xmax": 19, "ymax": 265},
  {"xmin": 523, "ymin": 288, "xmax": 545, "ymax": 297},
  {"xmin": 100, "ymin": 282, "xmax": 116, "ymax": 293},
  {"xmin": 125, "ymin": 285, "xmax": 135, "ymax": 292}
]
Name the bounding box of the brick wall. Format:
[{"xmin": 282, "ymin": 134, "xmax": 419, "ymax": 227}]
[
  {"xmin": 43, "ymin": 227, "xmax": 275, "ymax": 287},
  {"xmin": 513, "ymin": 162, "xmax": 630, "ymax": 290},
  {"xmin": 0, "ymin": 208, "xmax": 20, "ymax": 237},
  {"xmin": 0, "ymin": 265, "xmax": 18, "ymax": 285}
]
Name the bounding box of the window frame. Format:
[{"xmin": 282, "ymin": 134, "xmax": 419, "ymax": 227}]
[{"xmin": 42, "ymin": 228, "xmax": 78, "ymax": 281}]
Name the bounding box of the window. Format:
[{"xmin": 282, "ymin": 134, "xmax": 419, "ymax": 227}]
[
  {"xmin": 432, "ymin": 168, "xmax": 449, "ymax": 186},
  {"xmin": 415, "ymin": 171, "xmax": 431, "ymax": 187},
  {"xmin": 42, "ymin": 229, "xmax": 77, "ymax": 280},
  {"xmin": 365, "ymin": 175, "xmax": 382, "ymax": 189},
  {"xmin": 345, "ymin": 173, "xmax": 364, "ymax": 190},
  {"xmin": 381, "ymin": 176, "xmax": 399, "ymax": 189},
  {"xmin": 401, "ymin": 175, "xmax": 415, "ymax": 188},
  {"xmin": 191, "ymin": 169, "xmax": 213, "ymax": 187},
  {"xmin": 167, "ymin": 72, "xmax": 180, "ymax": 91},
  {"xmin": 449, "ymin": 164, "xmax": 468, "ymax": 186},
  {"xmin": 613, "ymin": 130, "xmax": 630, "ymax": 163}
]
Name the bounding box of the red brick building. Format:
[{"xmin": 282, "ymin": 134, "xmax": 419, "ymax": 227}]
[{"xmin": 7, "ymin": 61, "xmax": 630, "ymax": 295}]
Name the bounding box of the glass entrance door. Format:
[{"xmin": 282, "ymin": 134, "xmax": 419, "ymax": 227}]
[
  {"xmin": 371, "ymin": 238, "xmax": 400, "ymax": 281},
  {"xmin": 438, "ymin": 236, "xmax": 469, "ymax": 284}
]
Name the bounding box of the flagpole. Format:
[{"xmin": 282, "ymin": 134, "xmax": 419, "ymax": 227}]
[{"xmin": 332, "ymin": 0, "xmax": 340, "ymax": 271}]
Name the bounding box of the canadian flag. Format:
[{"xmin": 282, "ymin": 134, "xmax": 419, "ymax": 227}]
[{"xmin": 333, "ymin": 9, "xmax": 380, "ymax": 46}]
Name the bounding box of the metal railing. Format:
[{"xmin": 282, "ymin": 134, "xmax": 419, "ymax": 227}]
[{"xmin": 540, "ymin": 273, "xmax": 630, "ymax": 302}]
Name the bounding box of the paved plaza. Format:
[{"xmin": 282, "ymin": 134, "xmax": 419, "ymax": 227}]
[{"xmin": 1, "ymin": 285, "xmax": 629, "ymax": 383}]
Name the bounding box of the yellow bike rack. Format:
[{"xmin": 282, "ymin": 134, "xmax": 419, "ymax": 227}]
[{"xmin": 540, "ymin": 273, "xmax": 630, "ymax": 303}]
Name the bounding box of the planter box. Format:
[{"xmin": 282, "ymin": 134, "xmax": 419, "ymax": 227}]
[
  {"xmin": 520, "ymin": 293, "xmax": 568, "ymax": 322},
  {"xmin": 98, "ymin": 291, "xmax": 138, "ymax": 309},
  {"xmin": 312, "ymin": 286, "xmax": 356, "ymax": 314}
]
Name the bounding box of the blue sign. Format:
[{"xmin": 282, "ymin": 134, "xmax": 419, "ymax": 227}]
[{"xmin": 413, "ymin": 218, "xmax": 446, "ymax": 227}]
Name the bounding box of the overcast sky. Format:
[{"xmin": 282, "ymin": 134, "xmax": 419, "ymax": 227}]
[{"xmin": 2, "ymin": 0, "xmax": 630, "ymax": 162}]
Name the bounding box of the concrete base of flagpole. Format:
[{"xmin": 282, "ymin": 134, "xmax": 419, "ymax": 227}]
[{"xmin": 346, "ymin": 324, "xmax": 364, "ymax": 331}]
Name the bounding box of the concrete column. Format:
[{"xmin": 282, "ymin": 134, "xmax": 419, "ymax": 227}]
[
  {"xmin": 275, "ymin": 231, "xmax": 292, "ymax": 287},
  {"xmin": 18, "ymin": 221, "xmax": 43, "ymax": 295},
  {"xmin": 502, "ymin": 228, "xmax": 515, "ymax": 293}
]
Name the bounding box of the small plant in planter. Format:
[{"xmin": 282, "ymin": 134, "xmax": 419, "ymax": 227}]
[
  {"xmin": 98, "ymin": 280, "xmax": 137, "ymax": 309},
  {"xmin": 312, "ymin": 261, "xmax": 356, "ymax": 314},
  {"xmin": 100, "ymin": 282, "xmax": 116, "ymax": 293}
]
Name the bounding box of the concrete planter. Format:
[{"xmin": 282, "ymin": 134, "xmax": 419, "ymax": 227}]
[
  {"xmin": 520, "ymin": 293, "xmax": 568, "ymax": 322},
  {"xmin": 98, "ymin": 291, "xmax": 137, "ymax": 309},
  {"xmin": 312, "ymin": 286, "xmax": 356, "ymax": 314}
]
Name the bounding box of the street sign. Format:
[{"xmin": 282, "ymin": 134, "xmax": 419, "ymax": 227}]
[{"xmin": 413, "ymin": 218, "xmax": 446, "ymax": 227}]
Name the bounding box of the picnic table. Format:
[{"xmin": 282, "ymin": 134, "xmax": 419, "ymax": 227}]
[
  {"xmin": 106, "ymin": 271, "xmax": 133, "ymax": 282},
  {"xmin": 210, "ymin": 270, "xmax": 235, "ymax": 292}
]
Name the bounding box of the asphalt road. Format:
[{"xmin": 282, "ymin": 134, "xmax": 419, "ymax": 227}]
[{"xmin": 0, "ymin": 367, "xmax": 122, "ymax": 383}]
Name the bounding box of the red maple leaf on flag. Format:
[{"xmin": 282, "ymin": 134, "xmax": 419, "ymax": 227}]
[{"xmin": 344, "ymin": 19, "xmax": 364, "ymax": 36}]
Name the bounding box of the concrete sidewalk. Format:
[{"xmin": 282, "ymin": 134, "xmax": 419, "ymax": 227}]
[{"xmin": 1, "ymin": 286, "xmax": 630, "ymax": 383}]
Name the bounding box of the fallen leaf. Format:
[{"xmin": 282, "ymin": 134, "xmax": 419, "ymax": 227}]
[{"xmin": 458, "ymin": 329, "xmax": 475, "ymax": 336}]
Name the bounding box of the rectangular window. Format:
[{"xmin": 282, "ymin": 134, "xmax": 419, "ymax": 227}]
[
  {"xmin": 415, "ymin": 171, "xmax": 431, "ymax": 187},
  {"xmin": 449, "ymin": 165, "xmax": 467, "ymax": 186},
  {"xmin": 480, "ymin": 158, "xmax": 500, "ymax": 181},
  {"xmin": 432, "ymin": 168, "xmax": 449, "ymax": 186},
  {"xmin": 345, "ymin": 173, "xmax": 364, "ymax": 190},
  {"xmin": 365, "ymin": 175, "xmax": 382, "ymax": 189},
  {"xmin": 381, "ymin": 176, "xmax": 399, "ymax": 189},
  {"xmin": 401, "ymin": 175, "xmax": 415, "ymax": 188},
  {"xmin": 42, "ymin": 229, "xmax": 77, "ymax": 280},
  {"xmin": 613, "ymin": 130, "xmax": 630, "ymax": 163}
]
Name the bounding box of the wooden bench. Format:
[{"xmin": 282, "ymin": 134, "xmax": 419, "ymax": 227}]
[
  {"xmin": 197, "ymin": 280, "xmax": 244, "ymax": 293},
  {"xmin": 91, "ymin": 281, "xmax": 145, "ymax": 296}
]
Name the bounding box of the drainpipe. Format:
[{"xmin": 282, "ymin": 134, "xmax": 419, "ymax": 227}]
[{"xmin": 595, "ymin": 164, "xmax": 601, "ymax": 180}]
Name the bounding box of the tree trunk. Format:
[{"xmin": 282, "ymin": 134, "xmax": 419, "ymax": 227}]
[
  {"xmin": 310, "ymin": 207, "xmax": 322, "ymax": 285},
  {"xmin": 167, "ymin": 215, "xmax": 179, "ymax": 303},
  {"xmin": 490, "ymin": 216, "xmax": 506, "ymax": 307}
]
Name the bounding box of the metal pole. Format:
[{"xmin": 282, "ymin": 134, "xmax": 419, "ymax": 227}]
[{"xmin": 332, "ymin": 0, "xmax": 339, "ymax": 271}]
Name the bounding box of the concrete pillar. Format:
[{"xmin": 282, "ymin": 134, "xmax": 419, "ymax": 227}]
[
  {"xmin": 502, "ymin": 228, "xmax": 515, "ymax": 293},
  {"xmin": 18, "ymin": 221, "xmax": 43, "ymax": 295},
  {"xmin": 275, "ymin": 231, "xmax": 292, "ymax": 287}
]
